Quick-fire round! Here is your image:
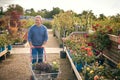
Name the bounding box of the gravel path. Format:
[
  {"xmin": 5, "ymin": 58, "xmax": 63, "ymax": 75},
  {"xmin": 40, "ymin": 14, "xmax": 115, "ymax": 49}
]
[
  {"xmin": 0, "ymin": 29, "xmax": 77, "ymax": 80},
  {"xmin": 0, "ymin": 54, "xmax": 31, "ymax": 80}
]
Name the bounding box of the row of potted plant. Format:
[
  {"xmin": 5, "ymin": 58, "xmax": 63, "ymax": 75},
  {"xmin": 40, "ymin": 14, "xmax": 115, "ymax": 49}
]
[
  {"xmin": 62, "ymin": 29, "xmax": 120, "ymax": 80},
  {"xmin": 0, "ymin": 36, "xmax": 12, "ymax": 52},
  {"xmin": 0, "ymin": 31, "xmax": 13, "ymax": 52},
  {"xmin": 0, "ymin": 28, "xmax": 27, "ymax": 53}
]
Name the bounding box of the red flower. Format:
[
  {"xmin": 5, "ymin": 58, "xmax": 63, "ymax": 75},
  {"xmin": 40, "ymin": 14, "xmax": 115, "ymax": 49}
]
[
  {"xmin": 86, "ymin": 47, "xmax": 91, "ymax": 51},
  {"xmin": 87, "ymin": 42, "xmax": 94, "ymax": 46},
  {"xmin": 108, "ymin": 28, "xmax": 113, "ymax": 33},
  {"xmin": 84, "ymin": 34, "xmax": 89, "ymax": 38},
  {"xmin": 118, "ymin": 38, "xmax": 120, "ymax": 44},
  {"xmin": 96, "ymin": 24, "xmax": 100, "ymax": 27},
  {"xmin": 87, "ymin": 51, "xmax": 93, "ymax": 56},
  {"xmin": 81, "ymin": 46, "xmax": 85, "ymax": 49}
]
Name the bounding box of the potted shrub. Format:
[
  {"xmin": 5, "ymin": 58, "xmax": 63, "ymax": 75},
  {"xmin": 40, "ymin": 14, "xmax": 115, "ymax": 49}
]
[
  {"xmin": 0, "ymin": 35, "xmax": 7, "ymax": 52},
  {"xmin": 6, "ymin": 34, "xmax": 14, "ymax": 51},
  {"xmin": 72, "ymin": 54, "xmax": 84, "ymax": 72},
  {"xmin": 110, "ymin": 63, "xmax": 120, "ymax": 80},
  {"xmin": 13, "ymin": 37, "xmax": 23, "ymax": 45},
  {"xmin": 89, "ymin": 24, "xmax": 112, "ymax": 53}
]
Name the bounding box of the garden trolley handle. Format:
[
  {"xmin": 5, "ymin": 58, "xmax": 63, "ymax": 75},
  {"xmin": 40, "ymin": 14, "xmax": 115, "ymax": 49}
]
[{"xmin": 30, "ymin": 46, "xmax": 47, "ymax": 62}]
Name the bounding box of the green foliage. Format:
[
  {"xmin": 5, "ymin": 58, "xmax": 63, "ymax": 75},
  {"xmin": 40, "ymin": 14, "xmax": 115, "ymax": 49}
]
[
  {"xmin": 0, "ymin": 35, "xmax": 7, "ymax": 47},
  {"xmin": 52, "ymin": 11, "xmax": 81, "ymax": 37},
  {"xmin": 93, "ymin": 15, "xmax": 120, "ymax": 35},
  {"xmin": 52, "ymin": 61, "xmax": 59, "ymax": 72},
  {"xmin": 95, "ymin": 32, "xmax": 111, "ymax": 51},
  {"xmin": 20, "ymin": 19, "xmax": 34, "ymax": 28},
  {"xmin": 5, "ymin": 4, "xmax": 23, "ymax": 15},
  {"xmin": 43, "ymin": 21, "xmax": 52, "ymax": 29}
]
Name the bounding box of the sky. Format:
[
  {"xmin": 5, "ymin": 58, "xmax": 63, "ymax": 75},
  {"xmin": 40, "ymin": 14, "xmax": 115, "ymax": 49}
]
[{"xmin": 0, "ymin": 0, "xmax": 120, "ymax": 16}]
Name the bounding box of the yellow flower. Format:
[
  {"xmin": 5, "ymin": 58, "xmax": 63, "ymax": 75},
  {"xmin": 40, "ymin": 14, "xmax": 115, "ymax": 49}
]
[
  {"xmin": 90, "ymin": 70, "xmax": 94, "ymax": 74},
  {"xmin": 98, "ymin": 65, "xmax": 104, "ymax": 69},
  {"xmin": 86, "ymin": 67, "xmax": 90, "ymax": 71},
  {"xmin": 117, "ymin": 63, "xmax": 120, "ymax": 69},
  {"xmin": 53, "ymin": 61, "xmax": 57, "ymax": 65}
]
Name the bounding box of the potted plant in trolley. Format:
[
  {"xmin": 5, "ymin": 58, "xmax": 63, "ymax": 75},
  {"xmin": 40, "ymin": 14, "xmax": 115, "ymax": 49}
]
[
  {"xmin": 51, "ymin": 61, "xmax": 59, "ymax": 78},
  {"xmin": 32, "ymin": 61, "xmax": 59, "ymax": 79}
]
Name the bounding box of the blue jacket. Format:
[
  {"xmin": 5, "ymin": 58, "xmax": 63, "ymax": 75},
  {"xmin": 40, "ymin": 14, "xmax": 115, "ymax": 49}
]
[{"xmin": 28, "ymin": 24, "xmax": 48, "ymax": 46}]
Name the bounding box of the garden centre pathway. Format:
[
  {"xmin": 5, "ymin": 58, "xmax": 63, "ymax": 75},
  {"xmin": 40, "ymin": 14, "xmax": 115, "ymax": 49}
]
[{"xmin": 0, "ymin": 29, "xmax": 77, "ymax": 80}]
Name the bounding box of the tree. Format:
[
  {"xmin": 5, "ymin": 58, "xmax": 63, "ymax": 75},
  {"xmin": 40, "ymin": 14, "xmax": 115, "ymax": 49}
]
[
  {"xmin": 52, "ymin": 11, "xmax": 80, "ymax": 37},
  {"xmin": 5, "ymin": 4, "xmax": 24, "ymax": 27},
  {"xmin": 37, "ymin": 9, "xmax": 49, "ymax": 18},
  {"xmin": 5, "ymin": 4, "xmax": 24, "ymax": 35},
  {"xmin": 49, "ymin": 7, "xmax": 64, "ymax": 18},
  {"xmin": 98, "ymin": 14, "xmax": 106, "ymax": 20},
  {"xmin": 6, "ymin": 4, "xmax": 23, "ymax": 15},
  {"xmin": 30, "ymin": 8, "xmax": 36, "ymax": 16}
]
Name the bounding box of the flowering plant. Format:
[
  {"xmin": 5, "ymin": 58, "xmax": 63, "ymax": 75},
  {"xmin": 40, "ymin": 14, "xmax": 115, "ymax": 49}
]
[{"xmin": 89, "ymin": 24, "xmax": 112, "ymax": 52}]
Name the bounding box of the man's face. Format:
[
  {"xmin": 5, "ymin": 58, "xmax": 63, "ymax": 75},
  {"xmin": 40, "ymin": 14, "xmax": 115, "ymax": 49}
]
[{"xmin": 35, "ymin": 17, "xmax": 42, "ymax": 26}]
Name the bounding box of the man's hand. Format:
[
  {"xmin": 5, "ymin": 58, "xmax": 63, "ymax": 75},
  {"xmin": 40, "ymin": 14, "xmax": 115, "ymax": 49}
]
[
  {"xmin": 41, "ymin": 45, "xmax": 45, "ymax": 48},
  {"xmin": 42, "ymin": 41, "xmax": 47, "ymax": 47},
  {"xmin": 29, "ymin": 42, "xmax": 34, "ymax": 48}
]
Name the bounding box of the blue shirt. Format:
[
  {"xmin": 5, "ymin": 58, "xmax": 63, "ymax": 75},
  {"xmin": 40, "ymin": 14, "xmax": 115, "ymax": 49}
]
[{"xmin": 28, "ymin": 24, "xmax": 48, "ymax": 46}]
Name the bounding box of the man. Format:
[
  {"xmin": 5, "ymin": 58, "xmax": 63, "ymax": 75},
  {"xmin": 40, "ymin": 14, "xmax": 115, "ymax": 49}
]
[{"xmin": 28, "ymin": 15, "xmax": 48, "ymax": 64}]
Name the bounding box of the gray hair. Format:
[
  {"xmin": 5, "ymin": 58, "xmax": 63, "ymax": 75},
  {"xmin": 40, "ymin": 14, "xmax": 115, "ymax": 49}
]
[{"xmin": 35, "ymin": 15, "xmax": 42, "ymax": 20}]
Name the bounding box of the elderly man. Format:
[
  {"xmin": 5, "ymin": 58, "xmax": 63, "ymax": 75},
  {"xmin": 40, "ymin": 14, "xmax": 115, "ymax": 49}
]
[{"xmin": 28, "ymin": 15, "xmax": 48, "ymax": 64}]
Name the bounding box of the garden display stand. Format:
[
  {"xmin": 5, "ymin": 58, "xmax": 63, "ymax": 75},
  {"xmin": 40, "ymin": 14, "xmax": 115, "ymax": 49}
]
[
  {"xmin": 0, "ymin": 46, "xmax": 12, "ymax": 60},
  {"xmin": 63, "ymin": 31, "xmax": 87, "ymax": 80},
  {"xmin": 102, "ymin": 34, "xmax": 120, "ymax": 67},
  {"xmin": 0, "ymin": 49, "xmax": 7, "ymax": 60},
  {"xmin": 64, "ymin": 47, "xmax": 83, "ymax": 80}
]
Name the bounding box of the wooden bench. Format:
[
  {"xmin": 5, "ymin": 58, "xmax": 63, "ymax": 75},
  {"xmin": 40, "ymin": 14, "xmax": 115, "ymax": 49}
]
[
  {"xmin": 64, "ymin": 47, "xmax": 83, "ymax": 80},
  {"xmin": 0, "ymin": 49, "xmax": 7, "ymax": 60}
]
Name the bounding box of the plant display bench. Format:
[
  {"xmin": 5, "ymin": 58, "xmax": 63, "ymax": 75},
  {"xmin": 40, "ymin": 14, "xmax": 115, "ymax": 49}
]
[
  {"xmin": 12, "ymin": 31, "xmax": 28, "ymax": 48},
  {"xmin": 0, "ymin": 49, "xmax": 7, "ymax": 60},
  {"xmin": 103, "ymin": 34, "xmax": 120, "ymax": 67},
  {"xmin": 62, "ymin": 31, "xmax": 88, "ymax": 80},
  {"xmin": 65, "ymin": 47, "xmax": 83, "ymax": 80}
]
